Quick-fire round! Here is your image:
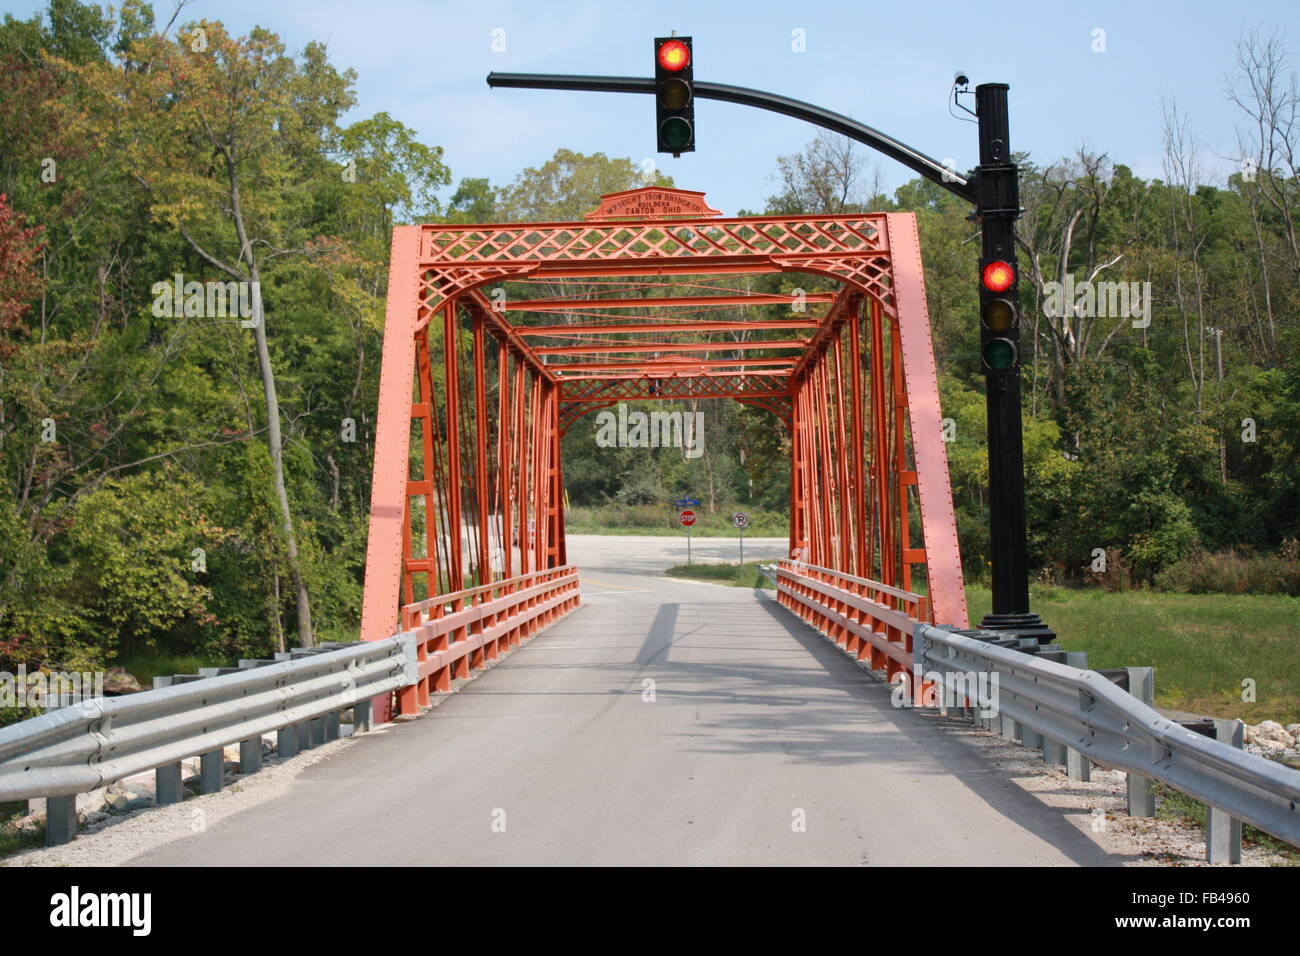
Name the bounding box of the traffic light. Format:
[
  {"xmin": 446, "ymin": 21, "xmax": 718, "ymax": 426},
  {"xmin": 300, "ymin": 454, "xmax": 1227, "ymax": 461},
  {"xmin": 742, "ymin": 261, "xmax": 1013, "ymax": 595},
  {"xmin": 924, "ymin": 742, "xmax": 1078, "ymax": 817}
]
[
  {"xmin": 979, "ymin": 257, "xmax": 1019, "ymax": 372},
  {"xmin": 654, "ymin": 37, "xmax": 694, "ymax": 155}
]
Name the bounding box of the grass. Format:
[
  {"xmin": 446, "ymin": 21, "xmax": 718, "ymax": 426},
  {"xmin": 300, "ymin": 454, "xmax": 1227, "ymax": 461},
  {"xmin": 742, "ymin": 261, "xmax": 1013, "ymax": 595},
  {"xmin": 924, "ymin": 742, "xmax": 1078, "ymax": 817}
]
[
  {"xmin": 966, "ymin": 585, "xmax": 1300, "ymax": 724},
  {"xmin": 664, "ymin": 561, "xmax": 775, "ymax": 590},
  {"xmin": 116, "ymin": 652, "xmax": 219, "ymax": 688},
  {"xmin": 662, "ymin": 565, "xmax": 1300, "ymax": 725},
  {"xmin": 0, "ymin": 804, "xmax": 43, "ymax": 859}
]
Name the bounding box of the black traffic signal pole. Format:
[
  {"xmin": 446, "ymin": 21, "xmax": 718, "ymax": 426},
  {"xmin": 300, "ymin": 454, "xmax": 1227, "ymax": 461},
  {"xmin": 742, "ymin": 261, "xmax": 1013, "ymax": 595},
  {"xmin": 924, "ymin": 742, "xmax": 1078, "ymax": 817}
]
[
  {"xmin": 487, "ymin": 70, "xmax": 1051, "ymax": 640},
  {"xmin": 973, "ymin": 84, "xmax": 1052, "ymax": 641}
]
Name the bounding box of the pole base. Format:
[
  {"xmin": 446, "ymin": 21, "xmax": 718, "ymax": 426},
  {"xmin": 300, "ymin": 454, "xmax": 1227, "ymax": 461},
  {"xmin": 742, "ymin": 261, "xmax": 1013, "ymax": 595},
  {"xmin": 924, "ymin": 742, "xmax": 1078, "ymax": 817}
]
[{"xmin": 978, "ymin": 612, "xmax": 1056, "ymax": 645}]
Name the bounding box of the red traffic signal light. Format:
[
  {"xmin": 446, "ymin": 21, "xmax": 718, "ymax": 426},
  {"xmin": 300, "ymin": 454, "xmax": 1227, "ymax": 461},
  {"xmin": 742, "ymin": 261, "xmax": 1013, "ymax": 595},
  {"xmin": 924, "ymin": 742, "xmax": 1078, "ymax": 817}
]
[
  {"xmin": 657, "ymin": 39, "xmax": 690, "ymax": 72},
  {"xmin": 981, "ymin": 260, "xmax": 1015, "ymax": 293}
]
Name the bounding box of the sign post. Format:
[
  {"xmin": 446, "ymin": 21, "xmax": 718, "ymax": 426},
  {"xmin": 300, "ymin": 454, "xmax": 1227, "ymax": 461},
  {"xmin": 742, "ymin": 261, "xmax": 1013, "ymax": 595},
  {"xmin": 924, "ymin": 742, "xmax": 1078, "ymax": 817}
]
[
  {"xmin": 732, "ymin": 512, "xmax": 749, "ymax": 564},
  {"xmin": 678, "ymin": 508, "xmax": 697, "ymax": 564}
]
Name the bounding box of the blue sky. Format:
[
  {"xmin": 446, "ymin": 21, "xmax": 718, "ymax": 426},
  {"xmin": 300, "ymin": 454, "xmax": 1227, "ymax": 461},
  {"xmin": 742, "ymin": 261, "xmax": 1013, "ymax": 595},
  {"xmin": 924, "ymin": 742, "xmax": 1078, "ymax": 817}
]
[{"xmin": 6, "ymin": 0, "xmax": 1299, "ymax": 214}]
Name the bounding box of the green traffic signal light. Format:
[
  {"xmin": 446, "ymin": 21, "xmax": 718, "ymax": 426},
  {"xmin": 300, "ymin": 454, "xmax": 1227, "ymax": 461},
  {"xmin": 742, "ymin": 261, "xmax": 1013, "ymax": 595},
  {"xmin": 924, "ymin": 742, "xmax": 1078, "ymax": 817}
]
[
  {"xmin": 983, "ymin": 338, "xmax": 1017, "ymax": 371},
  {"xmin": 659, "ymin": 117, "xmax": 692, "ymax": 150}
]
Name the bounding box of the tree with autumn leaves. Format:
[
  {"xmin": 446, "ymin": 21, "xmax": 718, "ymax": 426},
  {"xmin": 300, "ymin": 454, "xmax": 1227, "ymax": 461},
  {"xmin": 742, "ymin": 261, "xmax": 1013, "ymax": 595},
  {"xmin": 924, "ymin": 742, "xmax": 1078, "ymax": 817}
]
[{"xmin": 1, "ymin": 2, "xmax": 447, "ymax": 674}]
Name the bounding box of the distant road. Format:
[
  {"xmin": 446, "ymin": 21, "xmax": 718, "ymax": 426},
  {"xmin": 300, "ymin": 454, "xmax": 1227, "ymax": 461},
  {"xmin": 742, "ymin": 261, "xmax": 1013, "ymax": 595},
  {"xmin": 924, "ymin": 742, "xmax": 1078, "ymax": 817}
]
[
  {"xmin": 129, "ymin": 535, "xmax": 1115, "ymax": 866},
  {"xmin": 563, "ymin": 532, "xmax": 789, "ymax": 572}
]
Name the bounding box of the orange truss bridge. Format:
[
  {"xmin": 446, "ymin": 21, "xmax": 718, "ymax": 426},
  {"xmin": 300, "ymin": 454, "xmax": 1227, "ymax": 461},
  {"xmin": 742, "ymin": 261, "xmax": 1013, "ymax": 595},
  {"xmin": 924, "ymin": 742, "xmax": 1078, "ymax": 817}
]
[{"xmin": 360, "ymin": 187, "xmax": 968, "ymax": 719}]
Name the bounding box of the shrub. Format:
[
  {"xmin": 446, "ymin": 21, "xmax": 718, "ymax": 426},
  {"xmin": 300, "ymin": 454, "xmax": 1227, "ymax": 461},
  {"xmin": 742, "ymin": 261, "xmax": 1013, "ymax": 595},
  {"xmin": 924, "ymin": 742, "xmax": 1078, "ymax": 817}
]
[{"xmin": 1155, "ymin": 543, "xmax": 1300, "ymax": 595}]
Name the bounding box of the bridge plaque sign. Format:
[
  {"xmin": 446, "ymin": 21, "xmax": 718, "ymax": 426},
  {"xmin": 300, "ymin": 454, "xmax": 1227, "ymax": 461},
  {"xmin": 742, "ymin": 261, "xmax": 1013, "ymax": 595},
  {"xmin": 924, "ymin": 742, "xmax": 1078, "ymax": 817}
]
[{"xmin": 585, "ymin": 186, "xmax": 722, "ymax": 221}]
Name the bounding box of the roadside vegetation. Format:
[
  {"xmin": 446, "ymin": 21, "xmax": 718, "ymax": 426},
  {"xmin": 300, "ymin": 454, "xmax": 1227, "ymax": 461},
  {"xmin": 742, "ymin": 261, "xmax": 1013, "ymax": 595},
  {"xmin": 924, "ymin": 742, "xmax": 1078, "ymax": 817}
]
[
  {"xmin": 664, "ymin": 561, "xmax": 775, "ymax": 589},
  {"xmin": 567, "ymin": 504, "xmax": 786, "ymax": 538}
]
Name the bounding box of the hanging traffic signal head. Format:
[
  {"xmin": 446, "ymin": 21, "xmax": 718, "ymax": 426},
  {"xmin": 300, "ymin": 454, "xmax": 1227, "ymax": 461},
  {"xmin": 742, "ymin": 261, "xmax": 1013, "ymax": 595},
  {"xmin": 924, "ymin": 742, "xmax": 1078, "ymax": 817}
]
[
  {"xmin": 655, "ymin": 37, "xmax": 694, "ymax": 156},
  {"xmin": 979, "ymin": 258, "xmax": 1019, "ymax": 373}
]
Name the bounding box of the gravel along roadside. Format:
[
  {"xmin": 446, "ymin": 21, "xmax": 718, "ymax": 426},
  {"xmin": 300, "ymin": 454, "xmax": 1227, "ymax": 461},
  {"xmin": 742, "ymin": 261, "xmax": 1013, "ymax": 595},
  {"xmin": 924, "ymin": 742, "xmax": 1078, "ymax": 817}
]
[
  {"xmin": 932, "ymin": 714, "xmax": 1296, "ymax": 866},
  {"xmin": 1, "ymin": 730, "xmax": 380, "ymax": 867}
]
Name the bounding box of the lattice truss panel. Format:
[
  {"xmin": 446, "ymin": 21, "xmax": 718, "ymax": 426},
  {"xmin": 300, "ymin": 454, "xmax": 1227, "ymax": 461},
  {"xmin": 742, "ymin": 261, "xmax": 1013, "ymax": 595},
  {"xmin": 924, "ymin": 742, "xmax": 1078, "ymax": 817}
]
[{"xmin": 360, "ymin": 198, "xmax": 968, "ymax": 650}]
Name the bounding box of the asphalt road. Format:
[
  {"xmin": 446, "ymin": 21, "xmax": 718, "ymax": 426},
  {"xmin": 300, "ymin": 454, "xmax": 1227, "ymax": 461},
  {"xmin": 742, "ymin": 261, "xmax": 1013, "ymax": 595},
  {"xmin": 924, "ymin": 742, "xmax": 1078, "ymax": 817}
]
[{"xmin": 131, "ymin": 535, "xmax": 1115, "ymax": 866}]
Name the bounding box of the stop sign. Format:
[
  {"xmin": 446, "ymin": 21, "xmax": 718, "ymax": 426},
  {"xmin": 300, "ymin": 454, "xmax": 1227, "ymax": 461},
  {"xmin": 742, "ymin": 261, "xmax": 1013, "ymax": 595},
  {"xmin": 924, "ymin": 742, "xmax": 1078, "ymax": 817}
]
[{"xmin": 678, "ymin": 509, "xmax": 697, "ymax": 527}]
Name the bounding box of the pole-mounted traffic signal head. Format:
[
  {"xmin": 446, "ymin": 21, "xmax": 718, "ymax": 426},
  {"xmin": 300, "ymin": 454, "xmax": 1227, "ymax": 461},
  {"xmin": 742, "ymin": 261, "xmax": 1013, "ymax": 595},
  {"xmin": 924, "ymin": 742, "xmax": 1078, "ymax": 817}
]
[
  {"xmin": 655, "ymin": 36, "xmax": 694, "ymax": 156},
  {"xmin": 980, "ymin": 258, "xmax": 1019, "ymax": 372}
]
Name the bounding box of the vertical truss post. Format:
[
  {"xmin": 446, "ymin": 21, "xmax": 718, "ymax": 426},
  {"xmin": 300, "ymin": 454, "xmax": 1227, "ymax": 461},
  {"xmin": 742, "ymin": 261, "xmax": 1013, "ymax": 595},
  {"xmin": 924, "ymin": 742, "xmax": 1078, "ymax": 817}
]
[
  {"xmin": 869, "ymin": 298, "xmax": 891, "ymax": 587},
  {"xmin": 848, "ymin": 300, "xmax": 867, "ymax": 578},
  {"xmin": 473, "ymin": 315, "xmax": 492, "ymax": 585},
  {"xmin": 890, "ymin": 317, "xmax": 911, "ymax": 592},
  {"xmin": 832, "ymin": 336, "xmax": 851, "ymax": 572},
  {"xmin": 416, "ymin": 330, "xmax": 439, "ymax": 600},
  {"xmin": 789, "ymin": 381, "xmax": 805, "ymax": 559},
  {"xmin": 545, "ymin": 382, "xmax": 564, "ymax": 566},
  {"xmin": 531, "ymin": 372, "xmax": 545, "ymax": 573},
  {"xmin": 814, "ymin": 361, "xmax": 835, "ymax": 568},
  {"xmin": 514, "ymin": 361, "xmax": 529, "ymax": 574},
  {"xmin": 443, "ymin": 300, "xmax": 464, "ymax": 594},
  {"xmin": 497, "ymin": 345, "xmax": 514, "ymax": 580}
]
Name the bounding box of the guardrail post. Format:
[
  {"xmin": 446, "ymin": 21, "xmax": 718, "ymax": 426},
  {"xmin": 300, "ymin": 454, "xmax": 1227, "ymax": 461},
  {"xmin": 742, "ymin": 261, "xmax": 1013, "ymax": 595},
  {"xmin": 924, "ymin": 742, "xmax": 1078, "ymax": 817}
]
[
  {"xmin": 1064, "ymin": 652, "xmax": 1092, "ymax": 781},
  {"xmin": 1206, "ymin": 718, "xmax": 1244, "ymax": 864},
  {"xmin": 309, "ymin": 716, "xmax": 326, "ymax": 747},
  {"xmin": 1000, "ymin": 712, "xmax": 1017, "ymax": 740},
  {"xmin": 200, "ymin": 749, "xmax": 224, "ymax": 794},
  {"xmin": 296, "ymin": 721, "xmax": 312, "ymax": 752},
  {"xmin": 324, "ymin": 712, "xmax": 341, "ymax": 742},
  {"xmin": 353, "ymin": 698, "xmax": 372, "ymax": 734},
  {"xmin": 277, "ymin": 725, "xmax": 299, "ymax": 758},
  {"xmin": 45, "ymin": 794, "xmax": 78, "ymax": 846},
  {"xmin": 1125, "ymin": 666, "xmax": 1156, "ymax": 818},
  {"xmin": 1041, "ymin": 733, "xmax": 1067, "ymax": 767},
  {"xmin": 240, "ymin": 737, "xmax": 263, "ymax": 775},
  {"xmin": 1016, "ymin": 721, "xmax": 1042, "ymax": 750},
  {"xmin": 156, "ymin": 762, "xmax": 184, "ymax": 804}
]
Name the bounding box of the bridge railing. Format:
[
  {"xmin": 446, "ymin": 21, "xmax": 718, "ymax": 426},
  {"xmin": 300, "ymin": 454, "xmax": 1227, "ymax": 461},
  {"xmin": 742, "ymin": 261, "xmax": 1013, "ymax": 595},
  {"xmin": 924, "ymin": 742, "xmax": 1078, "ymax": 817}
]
[
  {"xmin": 392, "ymin": 564, "xmax": 582, "ymax": 718},
  {"xmin": 774, "ymin": 560, "xmax": 928, "ymax": 684}
]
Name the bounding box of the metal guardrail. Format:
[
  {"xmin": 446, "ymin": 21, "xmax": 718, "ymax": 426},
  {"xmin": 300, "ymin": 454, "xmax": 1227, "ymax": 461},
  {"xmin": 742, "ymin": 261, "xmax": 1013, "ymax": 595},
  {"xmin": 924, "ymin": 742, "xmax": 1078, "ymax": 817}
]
[
  {"xmin": 0, "ymin": 635, "xmax": 418, "ymax": 845},
  {"xmin": 915, "ymin": 622, "xmax": 1300, "ymax": 850}
]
